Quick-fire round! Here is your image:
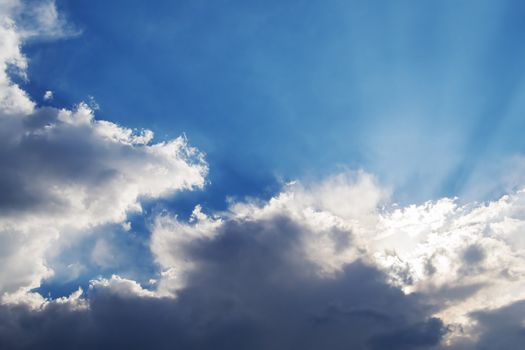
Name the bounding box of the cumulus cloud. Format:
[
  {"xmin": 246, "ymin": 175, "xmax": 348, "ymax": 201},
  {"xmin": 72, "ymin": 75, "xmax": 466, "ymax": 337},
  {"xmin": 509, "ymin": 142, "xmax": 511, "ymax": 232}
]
[
  {"xmin": 0, "ymin": 216, "xmax": 446, "ymax": 350},
  {"xmin": 0, "ymin": 12, "xmax": 33, "ymax": 115},
  {"xmin": 150, "ymin": 172, "xmax": 386, "ymax": 295},
  {"xmin": 1, "ymin": 1, "xmax": 525, "ymax": 349},
  {"xmin": 0, "ymin": 96, "xmax": 207, "ymax": 300},
  {"xmin": 43, "ymin": 90, "xmax": 53, "ymax": 101},
  {"xmin": 374, "ymin": 190, "xmax": 525, "ymax": 340},
  {"xmin": 0, "ymin": 0, "xmax": 207, "ymax": 302},
  {"xmin": 149, "ymin": 172, "xmax": 525, "ymax": 348}
]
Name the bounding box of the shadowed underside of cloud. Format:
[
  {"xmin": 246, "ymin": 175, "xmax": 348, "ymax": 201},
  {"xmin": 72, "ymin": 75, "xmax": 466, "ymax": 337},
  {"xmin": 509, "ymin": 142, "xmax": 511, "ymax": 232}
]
[
  {"xmin": 2, "ymin": 195, "xmax": 524, "ymax": 349},
  {"xmin": 148, "ymin": 177, "xmax": 525, "ymax": 348},
  {"xmin": 467, "ymin": 300, "xmax": 525, "ymax": 350},
  {"xmin": 0, "ymin": 217, "xmax": 446, "ymax": 350}
]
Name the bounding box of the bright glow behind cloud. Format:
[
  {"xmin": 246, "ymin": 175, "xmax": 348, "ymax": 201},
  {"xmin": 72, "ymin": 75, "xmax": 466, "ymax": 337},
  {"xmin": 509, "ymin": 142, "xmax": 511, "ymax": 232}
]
[
  {"xmin": 1, "ymin": 1, "xmax": 525, "ymax": 349},
  {"xmin": 150, "ymin": 172, "xmax": 525, "ymax": 345}
]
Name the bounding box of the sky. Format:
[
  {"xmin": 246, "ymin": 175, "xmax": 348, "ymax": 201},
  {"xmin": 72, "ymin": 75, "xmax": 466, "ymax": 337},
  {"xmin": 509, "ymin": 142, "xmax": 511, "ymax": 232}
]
[{"xmin": 1, "ymin": 0, "xmax": 525, "ymax": 349}]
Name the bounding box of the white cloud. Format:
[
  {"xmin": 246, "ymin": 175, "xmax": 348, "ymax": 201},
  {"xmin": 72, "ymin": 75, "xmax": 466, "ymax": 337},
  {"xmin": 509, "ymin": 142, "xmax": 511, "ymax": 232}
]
[
  {"xmin": 0, "ymin": 99, "xmax": 207, "ymax": 298},
  {"xmin": 149, "ymin": 171, "xmax": 525, "ymax": 346},
  {"xmin": 0, "ymin": 15, "xmax": 34, "ymax": 115},
  {"xmin": 2, "ymin": 2, "xmax": 525, "ymax": 348},
  {"xmin": 2, "ymin": 285, "xmax": 87, "ymax": 311},
  {"xmin": 43, "ymin": 90, "xmax": 53, "ymax": 100},
  {"xmin": 150, "ymin": 172, "xmax": 385, "ymax": 297},
  {"xmin": 151, "ymin": 206, "xmax": 223, "ymax": 295},
  {"xmin": 89, "ymin": 275, "xmax": 156, "ymax": 298},
  {"xmin": 0, "ymin": 1, "xmax": 78, "ymax": 117},
  {"xmin": 0, "ymin": 0, "xmax": 207, "ymax": 302},
  {"xmin": 373, "ymin": 190, "xmax": 525, "ymax": 343}
]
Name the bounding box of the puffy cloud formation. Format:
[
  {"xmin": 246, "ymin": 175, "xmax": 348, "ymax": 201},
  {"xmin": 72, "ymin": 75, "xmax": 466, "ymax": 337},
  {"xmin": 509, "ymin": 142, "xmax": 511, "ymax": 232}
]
[
  {"xmin": 151, "ymin": 172, "xmax": 388, "ymax": 295},
  {"xmin": 2, "ymin": 172, "xmax": 524, "ymax": 348},
  {"xmin": 150, "ymin": 173, "xmax": 525, "ymax": 348},
  {"xmin": 0, "ymin": 0, "xmax": 207, "ymax": 303},
  {"xmin": 1, "ymin": 1, "xmax": 525, "ymax": 349},
  {"xmin": 0, "ymin": 219, "xmax": 446, "ymax": 350},
  {"xmin": 43, "ymin": 90, "xmax": 53, "ymax": 100},
  {"xmin": 375, "ymin": 190, "xmax": 525, "ymax": 336}
]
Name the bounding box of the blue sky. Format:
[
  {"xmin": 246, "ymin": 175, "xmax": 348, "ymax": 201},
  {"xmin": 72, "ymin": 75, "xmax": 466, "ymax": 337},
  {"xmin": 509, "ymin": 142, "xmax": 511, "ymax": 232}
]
[
  {"xmin": 21, "ymin": 0, "xmax": 525, "ymax": 208},
  {"xmin": 3, "ymin": 1, "xmax": 525, "ymax": 348},
  {"xmin": 24, "ymin": 0, "xmax": 524, "ymax": 295}
]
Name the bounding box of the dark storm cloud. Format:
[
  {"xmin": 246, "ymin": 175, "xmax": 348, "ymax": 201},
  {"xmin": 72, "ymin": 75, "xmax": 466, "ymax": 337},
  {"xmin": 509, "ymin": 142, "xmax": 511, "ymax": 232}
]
[{"xmin": 0, "ymin": 216, "xmax": 446, "ymax": 349}]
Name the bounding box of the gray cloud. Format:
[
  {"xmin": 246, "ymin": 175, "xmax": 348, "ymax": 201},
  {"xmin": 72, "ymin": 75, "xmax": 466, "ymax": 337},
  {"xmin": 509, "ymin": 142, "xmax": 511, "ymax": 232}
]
[
  {"xmin": 466, "ymin": 300, "xmax": 525, "ymax": 350},
  {"xmin": 0, "ymin": 216, "xmax": 446, "ymax": 349},
  {"xmin": 441, "ymin": 300, "xmax": 525, "ymax": 350},
  {"xmin": 462, "ymin": 245, "xmax": 486, "ymax": 266}
]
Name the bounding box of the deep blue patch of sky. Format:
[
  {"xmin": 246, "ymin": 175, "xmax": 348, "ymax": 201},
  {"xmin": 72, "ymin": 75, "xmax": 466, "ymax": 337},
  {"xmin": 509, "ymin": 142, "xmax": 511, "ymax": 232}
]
[{"xmin": 22, "ymin": 0, "xmax": 525, "ymax": 208}]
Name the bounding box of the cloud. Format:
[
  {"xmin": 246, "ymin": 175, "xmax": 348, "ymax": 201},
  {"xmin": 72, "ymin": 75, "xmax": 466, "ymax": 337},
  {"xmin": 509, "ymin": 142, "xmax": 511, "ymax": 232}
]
[
  {"xmin": 150, "ymin": 172, "xmax": 525, "ymax": 347},
  {"xmin": 0, "ymin": 0, "xmax": 78, "ymax": 116},
  {"xmin": 1, "ymin": 1, "xmax": 525, "ymax": 349},
  {"xmin": 7, "ymin": 0, "xmax": 80, "ymax": 40},
  {"xmin": 43, "ymin": 90, "xmax": 53, "ymax": 101},
  {"xmin": 436, "ymin": 299, "xmax": 525, "ymax": 349},
  {"xmin": 0, "ymin": 12, "xmax": 34, "ymax": 115},
  {"xmin": 374, "ymin": 190, "xmax": 525, "ymax": 340},
  {"xmin": 0, "ymin": 217, "xmax": 446, "ymax": 350},
  {"xmin": 464, "ymin": 300, "xmax": 525, "ymax": 349},
  {"xmin": 0, "ymin": 1, "xmax": 207, "ymax": 302},
  {"xmin": 0, "ymin": 100, "xmax": 207, "ymax": 300},
  {"xmin": 150, "ymin": 172, "xmax": 387, "ymax": 294}
]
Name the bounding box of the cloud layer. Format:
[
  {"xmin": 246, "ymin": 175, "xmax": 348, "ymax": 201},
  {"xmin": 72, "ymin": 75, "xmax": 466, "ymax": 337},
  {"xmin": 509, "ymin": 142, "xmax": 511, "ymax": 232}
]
[
  {"xmin": 1, "ymin": 1, "xmax": 525, "ymax": 349},
  {"xmin": 150, "ymin": 173, "xmax": 525, "ymax": 347},
  {"xmin": 0, "ymin": 217, "xmax": 446, "ymax": 350},
  {"xmin": 3, "ymin": 171, "xmax": 525, "ymax": 348}
]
